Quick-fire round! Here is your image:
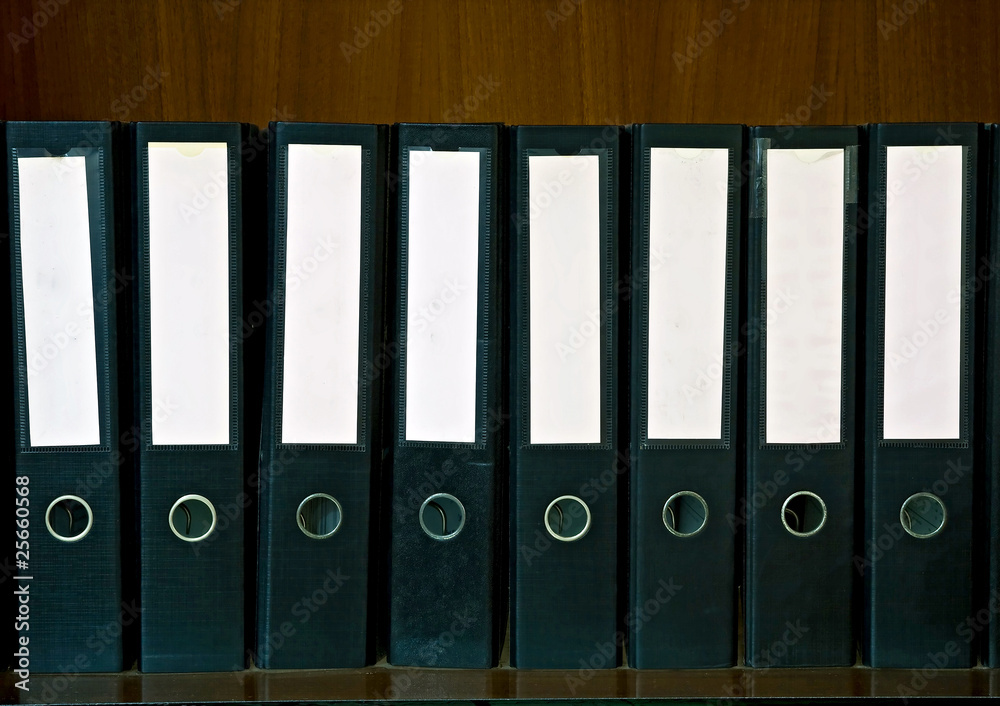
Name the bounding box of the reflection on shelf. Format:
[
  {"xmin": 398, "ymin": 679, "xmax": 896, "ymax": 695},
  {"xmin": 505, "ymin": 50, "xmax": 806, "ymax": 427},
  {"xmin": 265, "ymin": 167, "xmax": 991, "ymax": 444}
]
[{"xmin": 6, "ymin": 662, "xmax": 1000, "ymax": 703}]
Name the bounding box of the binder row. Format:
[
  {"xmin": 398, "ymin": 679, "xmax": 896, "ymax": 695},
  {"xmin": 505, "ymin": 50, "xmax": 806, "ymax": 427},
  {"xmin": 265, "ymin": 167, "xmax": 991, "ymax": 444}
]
[{"xmin": 4, "ymin": 120, "xmax": 999, "ymax": 674}]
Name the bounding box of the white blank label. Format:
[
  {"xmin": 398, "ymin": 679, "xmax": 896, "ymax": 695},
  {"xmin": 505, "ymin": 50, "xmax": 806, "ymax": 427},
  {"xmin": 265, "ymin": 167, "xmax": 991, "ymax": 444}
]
[
  {"xmin": 147, "ymin": 142, "xmax": 231, "ymax": 445},
  {"xmin": 17, "ymin": 156, "xmax": 101, "ymax": 447},
  {"xmin": 883, "ymin": 145, "xmax": 964, "ymax": 440},
  {"xmin": 529, "ymin": 154, "xmax": 602, "ymax": 445},
  {"xmin": 646, "ymin": 147, "xmax": 729, "ymax": 440},
  {"xmin": 765, "ymin": 149, "xmax": 845, "ymax": 444},
  {"xmin": 281, "ymin": 144, "xmax": 362, "ymax": 445},
  {"xmin": 404, "ymin": 149, "xmax": 481, "ymax": 443}
]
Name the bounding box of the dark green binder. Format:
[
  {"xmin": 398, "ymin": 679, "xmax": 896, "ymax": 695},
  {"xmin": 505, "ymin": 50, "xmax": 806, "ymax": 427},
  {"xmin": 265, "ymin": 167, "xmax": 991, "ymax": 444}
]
[
  {"xmin": 133, "ymin": 122, "xmax": 263, "ymax": 672},
  {"xmin": 509, "ymin": 125, "xmax": 626, "ymax": 669}
]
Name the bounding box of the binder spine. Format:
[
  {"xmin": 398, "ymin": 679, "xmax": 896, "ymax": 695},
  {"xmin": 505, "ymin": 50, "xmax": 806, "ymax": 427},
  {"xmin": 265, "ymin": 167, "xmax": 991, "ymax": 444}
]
[
  {"xmin": 387, "ymin": 124, "xmax": 503, "ymax": 669},
  {"xmin": 7, "ymin": 121, "xmax": 128, "ymax": 672},
  {"xmin": 628, "ymin": 124, "xmax": 742, "ymax": 669},
  {"xmin": 256, "ymin": 123, "xmax": 386, "ymax": 669},
  {"xmin": 746, "ymin": 126, "xmax": 860, "ymax": 667},
  {"xmin": 509, "ymin": 126, "xmax": 622, "ymax": 669},
  {"xmin": 986, "ymin": 124, "xmax": 1000, "ymax": 667},
  {"xmin": 864, "ymin": 123, "xmax": 979, "ymax": 668},
  {"xmin": 135, "ymin": 123, "xmax": 247, "ymax": 673}
]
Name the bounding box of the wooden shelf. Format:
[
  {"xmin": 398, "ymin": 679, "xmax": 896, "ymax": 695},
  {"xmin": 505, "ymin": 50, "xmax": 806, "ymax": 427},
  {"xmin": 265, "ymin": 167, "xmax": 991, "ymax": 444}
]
[{"xmin": 5, "ymin": 664, "xmax": 1000, "ymax": 703}]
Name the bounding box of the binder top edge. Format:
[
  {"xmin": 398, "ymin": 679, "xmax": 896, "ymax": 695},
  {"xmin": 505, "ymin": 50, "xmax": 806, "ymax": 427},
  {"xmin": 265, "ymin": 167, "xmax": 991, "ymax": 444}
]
[
  {"xmin": 870, "ymin": 121, "xmax": 982, "ymax": 146},
  {"xmin": 633, "ymin": 122, "xmax": 744, "ymax": 129},
  {"xmin": 395, "ymin": 121, "xmax": 503, "ymax": 128},
  {"xmin": 6, "ymin": 121, "xmax": 118, "ymax": 147},
  {"xmin": 7, "ymin": 120, "xmax": 115, "ymax": 129},
  {"xmin": 870, "ymin": 120, "xmax": 982, "ymax": 128},
  {"xmin": 133, "ymin": 120, "xmax": 249, "ymax": 127},
  {"xmin": 134, "ymin": 122, "xmax": 246, "ymax": 145},
  {"xmin": 634, "ymin": 123, "xmax": 744, "ymax": 147},
  {"xmin": 510, "ymin": 124, "xmax": 622, "ymax": 130},
  {"xmin": 271, "ymin": 121, "xmax": 388, "ymax": 130}
]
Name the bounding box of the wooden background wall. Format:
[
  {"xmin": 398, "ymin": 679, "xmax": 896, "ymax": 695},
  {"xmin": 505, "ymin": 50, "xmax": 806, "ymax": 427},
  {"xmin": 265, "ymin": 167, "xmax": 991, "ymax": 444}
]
[{"xmin": 2, "ymin": 0, "xmax": 998, "ymax": 127}]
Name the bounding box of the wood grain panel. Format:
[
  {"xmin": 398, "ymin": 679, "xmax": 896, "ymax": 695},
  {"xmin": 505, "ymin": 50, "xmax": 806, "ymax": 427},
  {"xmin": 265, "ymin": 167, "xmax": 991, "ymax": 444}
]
[{"xmin": 1, "ymin": 0, "xmax": 997, "ymax": 126}]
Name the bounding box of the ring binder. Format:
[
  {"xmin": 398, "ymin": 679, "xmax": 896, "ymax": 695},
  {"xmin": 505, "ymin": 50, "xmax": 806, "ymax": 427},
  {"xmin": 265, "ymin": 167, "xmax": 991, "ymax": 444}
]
[
  {"xmin": 510, "ymin": 125, "xmax": 625, "ymax": 669},
  {"xmin": 746, "ymin": 125, "xmax": 861, "ymax": 667},
  {"xmin": 7, "ymin": 120, "xmax": 133, "ymax": 672},
  {"xmin": 629, "ymin": 123, "xmax": 743, "ymax": 669},
  {"xmin": 387, "ymin": 123, "xmax": 505, "ymax": 668},
  {"xmin": 134, "ymin": 122, "xmax": 259, "ymax": 672},
  {"xmin": 256, "ymin": 122, "xmax": 388, "ymax": 669},
  {"xmin": 864, "ymin": 122, "xmax": 982, "ymax": 668}
]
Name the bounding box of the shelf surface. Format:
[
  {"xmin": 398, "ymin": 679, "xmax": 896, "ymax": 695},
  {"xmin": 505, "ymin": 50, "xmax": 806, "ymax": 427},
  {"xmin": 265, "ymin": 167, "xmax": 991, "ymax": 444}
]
[{"xmin": 6, "ymin": 664, "xmax": 1000, "ymax": 703}]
